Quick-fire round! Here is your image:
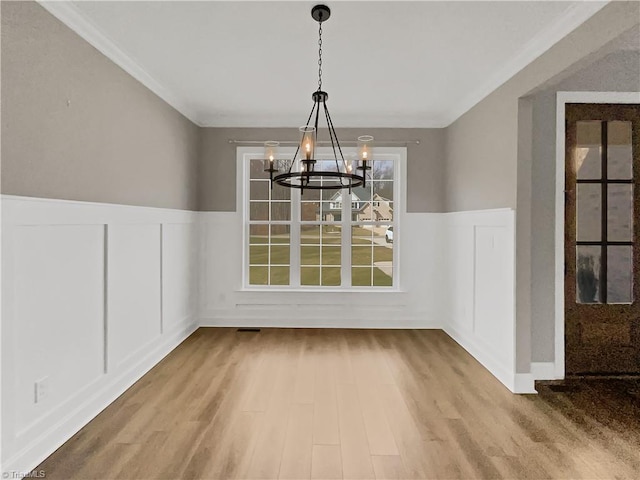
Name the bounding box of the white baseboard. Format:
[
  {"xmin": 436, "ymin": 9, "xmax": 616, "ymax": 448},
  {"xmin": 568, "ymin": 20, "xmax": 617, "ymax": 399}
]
[
  {"xmin": 2, "ymin": 321, "xmax": 198, "ymax": 476},
  {"xmin": 513, "ymin": 374, "xmax": 537, "ymax": 394},
  {"xmin": 199, "ymin": 316, "xmax": 442, "ymax": 330},
  {"xmin": 445, "ymin": 324, "xmax": 516, "ymax": 392}
]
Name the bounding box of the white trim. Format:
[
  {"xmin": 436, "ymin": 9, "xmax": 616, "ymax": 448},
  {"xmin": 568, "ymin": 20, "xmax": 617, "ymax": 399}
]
[
  {"xmin": 1, "ymin": 321, "xmax": 197, "ymax": 476},
  {"xmin": 438, "ymin": 1, "xmax": 609, "ymax": 126},
  {"xmin": 1, "ymin": 195, "xmax": 199, "ymax": 475},
  {"xmin": 531, "ymin": 362, "xmax": 560, "ymax": 380},
  {"xmin": 513, "ymin": 374, "xmax": 537, "ymax": 394},
  {"xmin": 200, "ymin": 316, "xmax": 440, "ymax": 330},
  {"xmin": 554, "ymin": 91, "xmax": 640, "ymax": 379},
  {"xmin": 238, "ymin": 146, "xmax": 405, "ymax": 290},
  {"xmin": 37, "ymin": 1, "xmax": 201, "ymax": 126},
  {"xmin": 0, "ymin": 195, "xmax": 199, "ymax": 225}
]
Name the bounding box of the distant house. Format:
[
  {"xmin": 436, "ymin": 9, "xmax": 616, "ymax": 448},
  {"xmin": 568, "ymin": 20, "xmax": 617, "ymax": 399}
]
[{"xmin": 323, "ymin": 187, "xmax": 393, "ymax": 222}]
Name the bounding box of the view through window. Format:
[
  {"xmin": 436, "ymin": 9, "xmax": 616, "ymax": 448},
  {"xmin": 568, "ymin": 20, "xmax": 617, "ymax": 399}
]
[{"xmin": 246, "ymin": 150, "xmax": 400, "ymax": 288}]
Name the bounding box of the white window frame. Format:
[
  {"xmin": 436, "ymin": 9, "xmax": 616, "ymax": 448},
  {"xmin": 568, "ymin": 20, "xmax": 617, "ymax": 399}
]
[{"xmin": 238, "ymin": 146, "xmax": 406, "ymax": 291}]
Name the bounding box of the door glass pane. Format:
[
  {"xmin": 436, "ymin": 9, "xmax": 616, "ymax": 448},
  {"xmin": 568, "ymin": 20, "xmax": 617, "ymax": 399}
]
[
  {"xmin": 576, "ymin": 246, "xmax": 601, "ymax": 304},
  {"xmin": 608, "ymin": 121, "xmax": 633, "ymax": 179},
  {"xmin": 576, "ymin": 121, "xmax": 601, "ymax": 179},
  {"xmin": 608, "ymin": 185, "xmax": 633, "ymax": 241},
  {"xmin": 607, "ymin": 246, "xmax": 633, "ymax": 303},
  {"xmin": 577, "ymin": 184, "xmax": 601, "ymax": 241}
]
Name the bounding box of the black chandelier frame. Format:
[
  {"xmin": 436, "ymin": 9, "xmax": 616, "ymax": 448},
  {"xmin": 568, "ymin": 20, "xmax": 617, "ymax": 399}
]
[{"xmin": 266, "ymin": 5, "xmax": 371, "ymax": 193}]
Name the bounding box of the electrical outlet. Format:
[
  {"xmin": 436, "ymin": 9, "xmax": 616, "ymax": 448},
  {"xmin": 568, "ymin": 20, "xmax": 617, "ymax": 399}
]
[{"xmin": 34, "ymin": 377, "xmax": 49, "ymax": 404}]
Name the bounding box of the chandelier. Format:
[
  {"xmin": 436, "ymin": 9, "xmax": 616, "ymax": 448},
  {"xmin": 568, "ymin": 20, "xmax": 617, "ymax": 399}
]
[{"xmin": 265, "ymin": 5, "xmax": 372, "ymax": 193}]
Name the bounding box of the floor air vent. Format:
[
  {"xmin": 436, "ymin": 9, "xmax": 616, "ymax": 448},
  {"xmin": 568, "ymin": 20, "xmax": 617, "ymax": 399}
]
[{"xmin": 237, "ymin": 328, "xmax": 261, "ymax": 332}]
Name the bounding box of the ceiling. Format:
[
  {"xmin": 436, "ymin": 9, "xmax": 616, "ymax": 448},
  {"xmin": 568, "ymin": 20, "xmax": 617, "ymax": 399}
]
[{"xmin": 40, "ymin": 1, "xmax": 608, "ymax": 128}]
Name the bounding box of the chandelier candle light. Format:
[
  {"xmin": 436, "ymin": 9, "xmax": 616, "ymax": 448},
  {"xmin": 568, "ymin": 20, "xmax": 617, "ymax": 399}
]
[{"xmin": 264, "ymin": 5, "xmax": 373, "ymax": 193}]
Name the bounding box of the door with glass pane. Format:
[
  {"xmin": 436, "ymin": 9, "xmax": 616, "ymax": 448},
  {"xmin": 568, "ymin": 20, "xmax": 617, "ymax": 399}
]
[{"xmin": 565, "ymin": 103, "xmax": 640, "ymax": 374}]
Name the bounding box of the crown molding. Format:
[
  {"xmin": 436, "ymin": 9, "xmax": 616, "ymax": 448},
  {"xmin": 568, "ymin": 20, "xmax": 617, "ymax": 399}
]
[
  {"xmin": 37, "ymin": 1, "xmax": 202, "ymax": 126},
  {"xmin": 440, "ymin": 1, "xmax": 609, "ymax": 127},
  {"xmin": 38, "ymin": 1, "xmax": 608, "ymax": 130},
  {"xmin": 198, "ymin": 112, "xmax": 450, "ymax": 129}
]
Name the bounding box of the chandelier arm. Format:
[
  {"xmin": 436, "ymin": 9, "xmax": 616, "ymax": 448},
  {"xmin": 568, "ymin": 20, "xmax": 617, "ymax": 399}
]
[
  {"xmin": 324, "ymin": 103, "xmax": 349, "ymax": 180},
  {"xmin": 322, "ymin": 101, "xmax": 345, "ymax": 186},
  {"xmin": 313, "ymin": 99, "xmax": 321, "ymax": 155}
]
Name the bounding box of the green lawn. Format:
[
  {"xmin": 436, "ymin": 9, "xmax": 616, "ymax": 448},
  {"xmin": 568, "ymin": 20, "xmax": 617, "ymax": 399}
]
[{"xmin": 249, "ymin": 230, "xmax": 392, "ymax": 286}]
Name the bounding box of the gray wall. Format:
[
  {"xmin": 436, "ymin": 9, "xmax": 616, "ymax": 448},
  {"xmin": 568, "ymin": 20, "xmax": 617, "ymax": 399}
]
[
  {"xmin": 1, "ymin": 1, "xmax": 200, "ymax": 210},
  {"xmin": 529, "ymin": 49, "xmax": 640, "ymax": 363},
  {"xmin": 199, "ymin": 128, "xmax": 446, "ymax": 212},
  {"xmin": 444, "ymin": 2, "xmax": 640, "ymax": 213},
  {"xmin": 443, "ymin": 1, "xmax": 640, "ymax": 373}
]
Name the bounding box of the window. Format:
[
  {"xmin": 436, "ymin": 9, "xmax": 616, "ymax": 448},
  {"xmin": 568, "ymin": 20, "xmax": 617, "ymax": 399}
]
[
  {"xmin": 243, "ymin": 147, "xmax": 403, "ymax": 289},
  {"xmin": 248, "ymin": 160, "xmax": 292, "ymax": 286}
]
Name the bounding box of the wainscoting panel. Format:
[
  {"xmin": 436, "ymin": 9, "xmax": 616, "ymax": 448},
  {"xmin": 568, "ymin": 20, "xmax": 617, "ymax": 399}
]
[
  {"xmin": 1, "ymin": 196, "xmax": 199, "ymax": 475},
  {"xmin": 441, "ymin": 209, "xmax": 528, "ymax": 392},
  {"xmin": 107, "ymin": 224, "xmax": 162, "ymax": 371},
  {"xmin": 12, "ymin": 224, "xmax": 106, "ymax": 435},
  {"xmin": 162, "ymin": 223, "xmax": 198, "ymax": 334}
]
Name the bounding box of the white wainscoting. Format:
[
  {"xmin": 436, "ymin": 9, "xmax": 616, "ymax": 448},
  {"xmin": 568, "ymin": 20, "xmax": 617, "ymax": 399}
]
[
  {"xmin": 2, "ymin": 196, "xmax": 534, "ymax": 474},
  {"xmin": 199, "ymin": 211, "xmax": 445, "ymax": 329},
  {"xmin": 1, "ymin": 195, "xmax": 199, "ymax": 475},
  {"xmin": 440, "ymin": 209, "xmax": 534, "ymax": 393}
]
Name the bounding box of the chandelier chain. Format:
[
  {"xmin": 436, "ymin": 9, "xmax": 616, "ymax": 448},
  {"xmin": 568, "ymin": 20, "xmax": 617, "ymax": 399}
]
[{"xmin": 317, "ymin": 21, "xmax": 323, "ymax": 91}]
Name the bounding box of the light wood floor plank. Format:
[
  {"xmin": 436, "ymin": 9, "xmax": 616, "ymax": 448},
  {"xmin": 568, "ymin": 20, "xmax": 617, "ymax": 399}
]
[
  {"xmin": 313, "ymin": 349, "xmax": 340, "ymax": 445},
  {"xmin": 279, "ymin": 403, "xmax": 314, "ymax": 479},
  {"xmin": 371, "ymin": 455, "xmax": 411, "ymax": 480},
  {"xmin": 35, "ymin": 328, "xmax": 640, "ymax": 480},
  {"xmin": 311, "ymin": 445, "xmax": 342, "ymax": 480},
  {"xmin": 336, "ymin": 382, "xmax": 376, "ymax": 479}
]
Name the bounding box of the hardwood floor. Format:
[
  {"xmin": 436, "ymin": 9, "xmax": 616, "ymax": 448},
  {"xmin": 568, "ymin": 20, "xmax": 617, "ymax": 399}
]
[{"xmin": 38, "ymin": 328, "xmax": 640, "ymax": 479}]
